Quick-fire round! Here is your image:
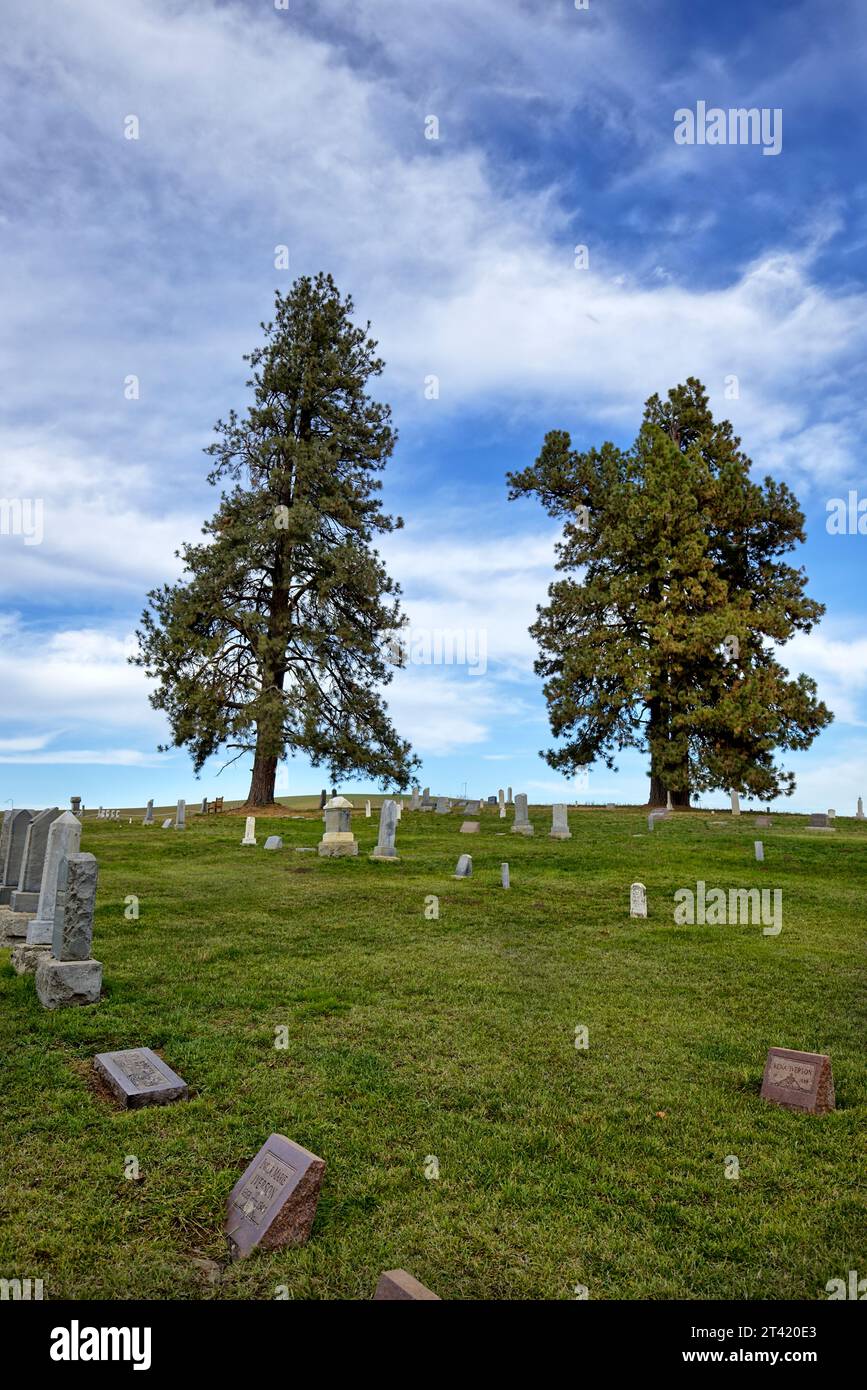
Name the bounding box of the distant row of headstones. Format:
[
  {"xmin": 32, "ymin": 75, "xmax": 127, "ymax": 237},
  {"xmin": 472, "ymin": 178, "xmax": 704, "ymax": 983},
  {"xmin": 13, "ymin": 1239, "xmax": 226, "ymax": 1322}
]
[{"xmin": 0, "ymin": 808, "xmax": 102, "ymax": 1006}]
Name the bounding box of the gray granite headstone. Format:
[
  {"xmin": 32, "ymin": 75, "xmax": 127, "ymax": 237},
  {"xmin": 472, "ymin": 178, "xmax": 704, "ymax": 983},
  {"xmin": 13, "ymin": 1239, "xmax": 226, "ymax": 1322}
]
[
  {"xmin": 454, "ymin": 854, "xmax": 472, "ymax": 878},
  {"xmin": 465, "ymin": 800, "xmax": 480, "ymax": 814},
  {"xmin": 319, "ymin": 789, "xmax": 327, "ymax": 810},
  {"xmin": 11, "ymin": 807, "xmax": 62, "ymax": 912},
  {"xmin": 755, "ymin": 840, "xmax": 764, "ymax": 862},
  {"xmin": 54, "ymin": 851, "xmax": 97, "ymax": 960},
  {"xmin": 730, "ymin": 789, "xmax": 741, "ymax": 816},
  {"xmin": 94, "ymin": 1047, "xmax": 189, "ymax": 1108},
  {"xmin": 143, "ymin": 799, "xmax": 154, "ymax": 825},
  {"xmin": 373, "ymin": 1269, "xmax": 440, "ymax": 1301},
  {"xmin": 549, "ymin": 803, "xmax": 570, "ymax": 840},
  {"xmin": 200, "ymin": 797, "xmax": 208, "ymax": 814},
  {"xmin": 264, "ymin": 835, "xmax": 283, "ymax": 850},
  {"xmin": 26, "ymin": 812, "xmax": 81, "ymax": 945},
  {"xmin": 70, "ymin": 796, "xmax": 82, "ymax": 815},
  {"xmin": 857, "ymin": 796, "xmax": 864, "ymax": 820},
  {"xmin": 460, "ymin": 821, "xmax": 480, "ymax": 834},
  {"xmin": 0, "ymin": 810, "xmax": 33, "ymax": 905},
  {"xmin": 501, "ymin": 862, "xmax": 510, "ymax": 889},
  {"xmin": 511, "ymin": 793, "xmax": 533, "ymax": 836},
  {"xmin": 371, "ymin": 799, "xmax": 399, "ymax": 859},
  {"xmin": 175, "ymin": 799, "xmax": 186, "ymax": 830},
  {"xmin": 434, "ymin": 797, "xmax": 451, "ymax": 814}
]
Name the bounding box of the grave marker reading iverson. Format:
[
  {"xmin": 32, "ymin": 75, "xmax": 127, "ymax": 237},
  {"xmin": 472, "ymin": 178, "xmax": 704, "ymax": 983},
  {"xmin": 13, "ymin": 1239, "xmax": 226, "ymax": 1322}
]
[
  {"xmin": 760, "ymin": 1048, "xmax": 835, "ymax": 1115},
  {"xmin": 94, "ymin": 1047, "xmax": 189, "ymax": 1108},
  {"xmin": 225, "ymin": 1133, "xmax": 325, "ymax": 1259}
]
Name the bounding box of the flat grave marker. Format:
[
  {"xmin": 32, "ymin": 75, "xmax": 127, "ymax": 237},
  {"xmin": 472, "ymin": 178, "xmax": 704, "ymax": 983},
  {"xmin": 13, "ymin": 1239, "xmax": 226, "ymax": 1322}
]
[{"xmin": 94, "ymin": 1047, "xmax": 189, "ymax": 1108}]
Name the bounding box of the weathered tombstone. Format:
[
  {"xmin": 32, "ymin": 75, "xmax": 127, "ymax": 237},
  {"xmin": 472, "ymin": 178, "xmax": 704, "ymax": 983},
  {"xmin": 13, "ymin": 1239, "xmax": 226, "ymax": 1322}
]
[
  {"xmin": 807, "ymin": 813, "xmax": 833, "ymax": 832},
  {"xmin": 755, "ymin": 841, "xmax": 764, "ymax": 862},
  {"xmin": 666, "ymin": 790, "xmax": 673, "ymax": 810},
  {"xmin": 511, "ymin": 793, "xmax": 533, "ymax": 836},
  {"xmin": 465, "ymin": 800, "xmax": 480, "ymax": 815},
  {"xmin": 70, "ymin": 796, "xmax": 82, "ymax": 815},
  {"xmin": 434, "ymin": 797, "xmax": 451, "ymax": 814},
  {"xmin": 200, "ymin": 797, "xmax": 208, "ymax": 815},
  {"xmin": 754, "ymin": 814, "xmax": 772, "ymax": 829},
  {"xmin": 94, "ymin": 1047, "xmax": 189, "ymax": 1108},
  {"xmin": 629, "ymin": 882, "xmax": 647, "ymax": 918},
  {"xmin": 498, "ymin": 789, "xmax": 505, "ymax": 809},
  {"xmin": 161, "ymin": 818, "xmax": 173, "ymax": 829},
  {"xmin": 857, "ymin": 797, "xmax": 864, "ymax": 820},
  {"xmin": 318, "ymin": 797, "xmax": 358, "ymax": 857},
  {"xmin": 241, "ymin": 816, "xmax": 257, "ymax": 846},
  {"xmin": 409, "ymin": 787, "xmax": 420, "ymax": 811},
  {"xmin": 175, "ymin": 799, "xmax": 186, "ymax": 830},
  {"xmin": 549, "ymin": 804, "xmax": 571, "ymax": 840},
  {"xmin": 365, "ymin": 799, "xmax": 372, "ymax": 818},
  {"xmin": 25, "ymin": 812, "xmax": 81, "ymax": 946},
  {"xmin": 499, "ymin": 804, "xmax": 506, "ymax": 819},
  {"xmin": 460, "ymin": 821, "xmax": 480, "ymax": 834},
  {"xmin": 760, "ymin": 1048, "xmax": 835, "ymax": 1115},
  {"xmin": 318, "ymin": 788, "xmax": 327, "ymax": 810},
  {"xmin": 225, "ymin": 1133, "xmax": 325, "ymax": 1259},
  {"xmin": 827, "ymin": 808, "xmax": 836, "ymax": 821},
  {"xmin": 11, "ymin": 808, "xmax": 62, "ymax": 913},
  {"xmin": 264, "ymin": 836, "xmax": 283, "ymax": 851},
  {"xmin": 453, "ymin": 854, "xmax": 472, "ymax": 878},
  {"xmin": 35, "ymin": 852, "xmax": 103, "ymax": 1008},
  {"xmin": 501, "ymin": 862, "xmax": 510, "ymax": 889},
  {"xmin": 507, "ymin": 786, "xmax": 513, "ymax": 803},
  {"xmin": 373, "ymin": 1270, "xmax": 440, "ymax": 1301},
  {"xmin": 730, "ymin": 789, "xmax": 741, "ymax": 816},
  {"xmin": 143, "ymin": 799, "xmax": 154, "ymax": 826},
  {"xmin": 0, "ymin": 810, "xmax": 33, "ymax": 905},
  {"xmin": 370, "ymin": 800, "xmax": 399, "ymax": 861},
  {"xmin": 487, "ymin": 795, "xmax": 497, "ymax": 804}
]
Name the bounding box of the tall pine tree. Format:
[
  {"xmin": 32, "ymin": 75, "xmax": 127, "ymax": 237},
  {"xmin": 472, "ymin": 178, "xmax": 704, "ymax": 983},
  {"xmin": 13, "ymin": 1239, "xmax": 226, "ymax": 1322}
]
[
  {"xmin": 133, "ymin": 273, "xmax": 418, "ymax": 806},
  {"xmin": 507, "ymin": 379, "xmax": 832, "ymax": 805}
]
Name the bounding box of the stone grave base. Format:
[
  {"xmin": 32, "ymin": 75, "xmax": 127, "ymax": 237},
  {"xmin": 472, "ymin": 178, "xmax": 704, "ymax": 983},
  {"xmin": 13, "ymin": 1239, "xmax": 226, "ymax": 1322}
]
[
  {"xmin": 10, "ymin": 943, "xmax": 50, "ymax": 975},
  {"xmin": 0, "ymin": 910, "xmax": 32, "ymax": 944},
  {"xmin": 317, "ymin": 841, "xmax": 358, "ymax": 858},
  {"xmin": 511, "ymin": 825, "xmax": 534, "ymax": 836},
  {"xmin": 370, "ymin": 851, "xmax": 400, "ymax": 862},
  {"xmin": 549, "ymin": 830, "xmax": 572, "ymax": 840},
  {"xmin": 35, "ymin": 958, "xmax": 103, "ymax": 1009}
]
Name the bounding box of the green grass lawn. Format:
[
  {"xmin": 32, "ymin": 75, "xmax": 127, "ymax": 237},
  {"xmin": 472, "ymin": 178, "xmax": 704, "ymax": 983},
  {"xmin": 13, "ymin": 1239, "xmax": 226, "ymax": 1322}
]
[{"xmin": 1, "ymin": 804, "xmax": 865, "ymax": 1300}]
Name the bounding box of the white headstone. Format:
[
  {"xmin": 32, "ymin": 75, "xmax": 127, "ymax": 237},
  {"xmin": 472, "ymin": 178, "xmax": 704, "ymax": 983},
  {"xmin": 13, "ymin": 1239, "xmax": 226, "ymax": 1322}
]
[
  {"xmin": 365, "ymin": 800, "xmax": 371, "ymax": 818},
  {"xmin": 175, "ymin": 799, "xmax": 186, "ymax": 830},
  {"xmin": 629, "ymin": 882, "xmax": 647, "ymax": 918},
  {"xmin": 755, "ymin": 841, "xmax": 764, "ymax": 862},
  {"xmin": 501, "ymin": 862, "xmax": 510, "ymax": 889},
  {"xmin": 371, "ymin": 799, "xmax": 399, "ymax": 860},
  {"xmin": 241, "ymin": 817, "xmax": 257, "ymax": 846},
  {"xmin": 730, "ymin": 789, "xmax": 741, "ymax": 816},
  {"xmin": 549, "ymin": 804, "xmax": 571, "ymax": 840}
]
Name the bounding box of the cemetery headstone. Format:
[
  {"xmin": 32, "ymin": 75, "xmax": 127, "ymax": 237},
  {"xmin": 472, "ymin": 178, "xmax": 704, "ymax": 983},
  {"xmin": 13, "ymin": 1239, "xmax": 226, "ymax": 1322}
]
[
  {"xmin": 70, "ymin": 796, "xmax": 82, "ymax": 815},
  {"xmin": 755, "ymin": 841, "xmax": 764, "ymax": 862},
  {"xmin": 11, "ymin": 808, "xmax": 62, "ymax": 913},
  {"xmin": 465, "ymin": 800, "xmax": 480, "ymax": 814},
  {"xmin": 630, "ymin": 882, "xmax": 647, "ymax": 918},
  {"xmin": 549, "ymin": 804, "xmax": 571, "ymax": 840},
  {"xmin": 365, "ymin": 799, "xmax": 371, "ymax": 818},
  {"xmin": 807, "ymin": 813, "xmax": 833, "ymax": 832},
  {"xmin": 264, "ymin": 836, "xmax": 283, "ymax": 851},
  {"xmin": 857, "ymin": 796, "xmax": 864, "ymax": 820},
  {"xmin": 373, "ymin": 1270, "xmax": 441, "ymax": 1301},
  {"xmin": 453, "ymin": 854, "xmax": 473, "ymax": 878},
  {"xmin": 754, "ymin": 814, "xmax": 772, "ymax": 828},
  {"xmin": 827, "ymin": 808, "xmax": 836, "ymax": 821},
  {"xmin": 0, "ymin": 810, "xmax": 33, "ymax": 906},
  {"xmin": 501, "ymin": 862, "xmax": 510, "ymax": 889},
  {"xmin": 201, "ymin": 797, "xmax": 208, "ymax": 814},
  {"xmin": 26, "ymin": 812, "xmax": 81, "ymax": 946},
  {"xmin": 730, "ymin": 789, "xmax": 741, "ymax": 816},
  {"xmin": 175, "ymin": 799, "xmax": 186, "ymax": 830},
  {"xmin": 460, "ymin": 821, "xmax": 480, "ymax": 834},
  {"xmin": 318, "ymin": 797, "xmax": 358, "ymax": 857},
  {"xmin": 225, "ymin": 1133, "xmax": 325, "ymax": 1259},
  {"xmin": 161, "ymin": 818, "xmax": 173, "ymax": 829},
  {"xmin": 511, "ymin": 793, "xmax": 533, "ymax": 836},
  {"xmin": 499, "ymin": 804, "xmax": 506, "ymax": 819},
  {"xmin": 319, "ymin": 789, "xmax": 327, "ymax": 810},
  {"xmin": 410, "ymin": 787, "xmax": 420, "ymax": 811},
  {"xmin": 370, "ymin": 800, "xmax": 399, "ymax": 861},
  {"xmin": 241, "ymin": 817, "xmax": 257, "ymax": 846},
  {"xmin": 434, "ymin": 797, "xmax": 451, "ymax": 814},
  {"xmin": 760, "ymin": 1048, "xmax": 835, "ymax": 1115},
  {"xmin": 35, "ymin": 852, "xmax": 103, "ymax": 1008},
  {"xmin": 498, "ymin": 789, "xmax": 505, "ymax": 809},
  {"xmin": 507, "ymin": 786, "xmax": 513, "ymax": 803},
  {"xmin": 94, "ymin": 1047, "xmax": 189, "ymax": 1108},
  {"xmin": 143, "ymin": 799, "xmax": 154, "ymax": 826}
]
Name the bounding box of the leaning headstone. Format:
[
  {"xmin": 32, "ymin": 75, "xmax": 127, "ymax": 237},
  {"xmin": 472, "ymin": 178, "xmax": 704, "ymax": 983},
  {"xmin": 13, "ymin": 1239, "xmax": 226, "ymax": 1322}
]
[
  {"xmin": 760, "ymin": 1048, "xmax": 835, "ymax": 1115},
  {"xmin": 25, "ymin": 812, "xmax": 81, "ymax": 946},
  {"xmin": 434, "ymin": 797, "xmax": 451, "ymax": 814},
  {"xmin": 511, "ymin": 794, "xmax": 533, "ymax": 836},
  {"xmin": 370, "ymin": 800, "xmax": 399, "ymax": 861},
  {"xmin": 264, "ymin": 836, "xmax": 283, "ymax": 851},
  {"xmin": 143, "ymin": 799, "xmax": 154, "ymax": 826},
  {"xmin": 857, "ymin": 797, "xmax": 864, "ymax": 820},
  {"xmin": 460, "ymin": 821, "xmax": 479, "ymax": 834},
  {"xmin": 549, "ymin": 804, "xmax": 571, "ymax": 840},
  {"xmin": 11, "ymin": 808, "xmax": 62, "ymax": 914},
  {"xmin": 453, "ymin": 854, "xmax": 472, "ymax": 878},
  {"xmin": 161, "ymin": 818, "xmax": 173, "ymax": 829},
  {"xmin": 629, "ymin": 882, "xmax": 647, "ymax": 918},
  {"xmin": 225, "ymin": 1133, "xmax": 325, "ymax": 1259},
  {"xmin": 318, "ymin": 797, "xmax": 358, "ymax": 857},
  {"xmin": 0, "ymin": 810, "xmax": 33, "ymax": 906},
  {"xmin": 501, "ymin": 862, "xmax": 510, "ymax": 889},
  {"xmin": 175, "ymin": 799, "xmax": 186, "ymax": 830},
  {"xmin": 373, "ymin": 1270, "xmax": 440, "ymax": 1301},
  {"xmin": 35, "ymin": 852, "xmax": 103, "ymax": 1008},
  {"xmin": 241, "ymin": 817, "xmax": 257, "ymax": 846},
  {"xmin": 94, "ymin": 1047, "xmax": 189, "ymax": 1108},
  {"xmin": 755, "ymin": 841, "xmax": 764, "ymax": 862},
  {"xmin": 365, "ymin": 799, "xmax": 371, "ymax": 818},
  {"xmin": 730, "ymin": 789, "xmax": 741, "ymax": 816}
]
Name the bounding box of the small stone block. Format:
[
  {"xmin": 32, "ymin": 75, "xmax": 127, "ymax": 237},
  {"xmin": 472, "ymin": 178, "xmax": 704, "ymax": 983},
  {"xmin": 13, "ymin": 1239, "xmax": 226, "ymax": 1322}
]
[
  {"xmin": 263, "ymin": 836, "xmax": 283, "ymax": 850},
  {"xmin": 373, "ymin": 1269, "xmax": 441, "ymax": 1301},
  {"xmin": 760, "ymin": 1047, "xmax": 835, "ymax": 1115},
  {"xmin": 35, "ymin": 958, "xmax": 103, "ymax": 1009},
  {"xmin": 225, "ymin": 1133, "xmax": 325, "ymax": 1259},
  {"xmin": 94, "ymin": 1047, "xmax": 189, "ymax": 1108}
]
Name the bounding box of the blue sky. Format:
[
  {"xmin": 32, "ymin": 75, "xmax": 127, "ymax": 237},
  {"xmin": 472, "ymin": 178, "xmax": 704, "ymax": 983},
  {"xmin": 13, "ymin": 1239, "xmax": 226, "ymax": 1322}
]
[{"xmin": 1, "ymin": 0, "xmax": 866, "ymax": 813}]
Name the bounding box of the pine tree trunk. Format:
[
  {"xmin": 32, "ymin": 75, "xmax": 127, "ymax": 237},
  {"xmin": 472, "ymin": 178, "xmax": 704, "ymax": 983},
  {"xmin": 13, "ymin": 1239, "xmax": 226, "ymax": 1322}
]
[
  {"xmin": 245, "ymin": 749, "xmax": 278, "ymax": 806},
  {"xmin": 647, "ymin": 698, "xmax": 690, "ymax": 806}
]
